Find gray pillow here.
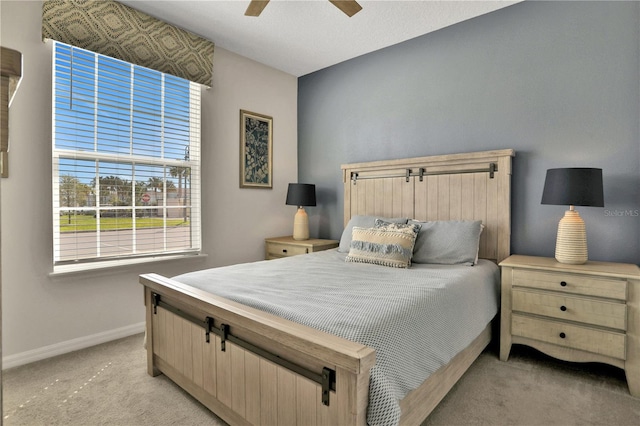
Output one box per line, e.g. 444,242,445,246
338,215,408,253
410,220,483,265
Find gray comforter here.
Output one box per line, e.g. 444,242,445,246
173,249,500,426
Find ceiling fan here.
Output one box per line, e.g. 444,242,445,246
245,1,362,18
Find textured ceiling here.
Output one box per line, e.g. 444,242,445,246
120,0,521,77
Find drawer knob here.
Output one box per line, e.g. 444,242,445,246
560,305,567,312
282,249,287,253
560,281,567,287
559,332,566,339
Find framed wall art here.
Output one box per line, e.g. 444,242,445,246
239,109,273,188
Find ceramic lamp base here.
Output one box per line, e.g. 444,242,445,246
555,209,588,264
293,207,309,240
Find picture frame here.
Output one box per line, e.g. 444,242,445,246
239,109,273,188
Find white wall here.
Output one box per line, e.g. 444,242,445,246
0,0,298,367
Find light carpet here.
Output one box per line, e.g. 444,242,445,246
3,334,639,425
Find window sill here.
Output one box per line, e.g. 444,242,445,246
50,253,208,277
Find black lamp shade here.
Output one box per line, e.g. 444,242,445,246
286,183,316,207
541,168,604,207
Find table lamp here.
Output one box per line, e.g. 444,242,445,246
541,168,604,264
286,183,316,240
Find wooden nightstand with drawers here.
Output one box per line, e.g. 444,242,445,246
499,255,640,397
264,236,339,260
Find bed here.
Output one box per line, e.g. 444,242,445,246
140,149,515,425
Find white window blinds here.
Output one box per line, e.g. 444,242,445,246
52,42,201,269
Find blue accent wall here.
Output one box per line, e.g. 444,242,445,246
298,0,640,264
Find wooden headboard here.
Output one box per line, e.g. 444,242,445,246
341,149,515,263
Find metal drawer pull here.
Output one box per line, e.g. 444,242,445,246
559,332,566,339
560,305,567,311
560,281,567,287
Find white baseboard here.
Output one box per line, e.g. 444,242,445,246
2,322,145,370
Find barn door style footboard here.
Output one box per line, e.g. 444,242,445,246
141,274,376,426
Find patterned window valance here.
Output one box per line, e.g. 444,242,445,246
42,0,214,86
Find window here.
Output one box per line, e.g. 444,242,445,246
52,42,201,270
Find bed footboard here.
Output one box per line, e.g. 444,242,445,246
141,273,376,426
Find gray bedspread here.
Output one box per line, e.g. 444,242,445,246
173,249,500,426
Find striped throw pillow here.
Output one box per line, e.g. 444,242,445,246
345,223,420,268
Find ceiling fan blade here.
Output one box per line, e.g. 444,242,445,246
329,0,362,17
245,0,270,17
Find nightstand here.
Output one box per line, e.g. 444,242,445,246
499,255,640,397
264,236,339,260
